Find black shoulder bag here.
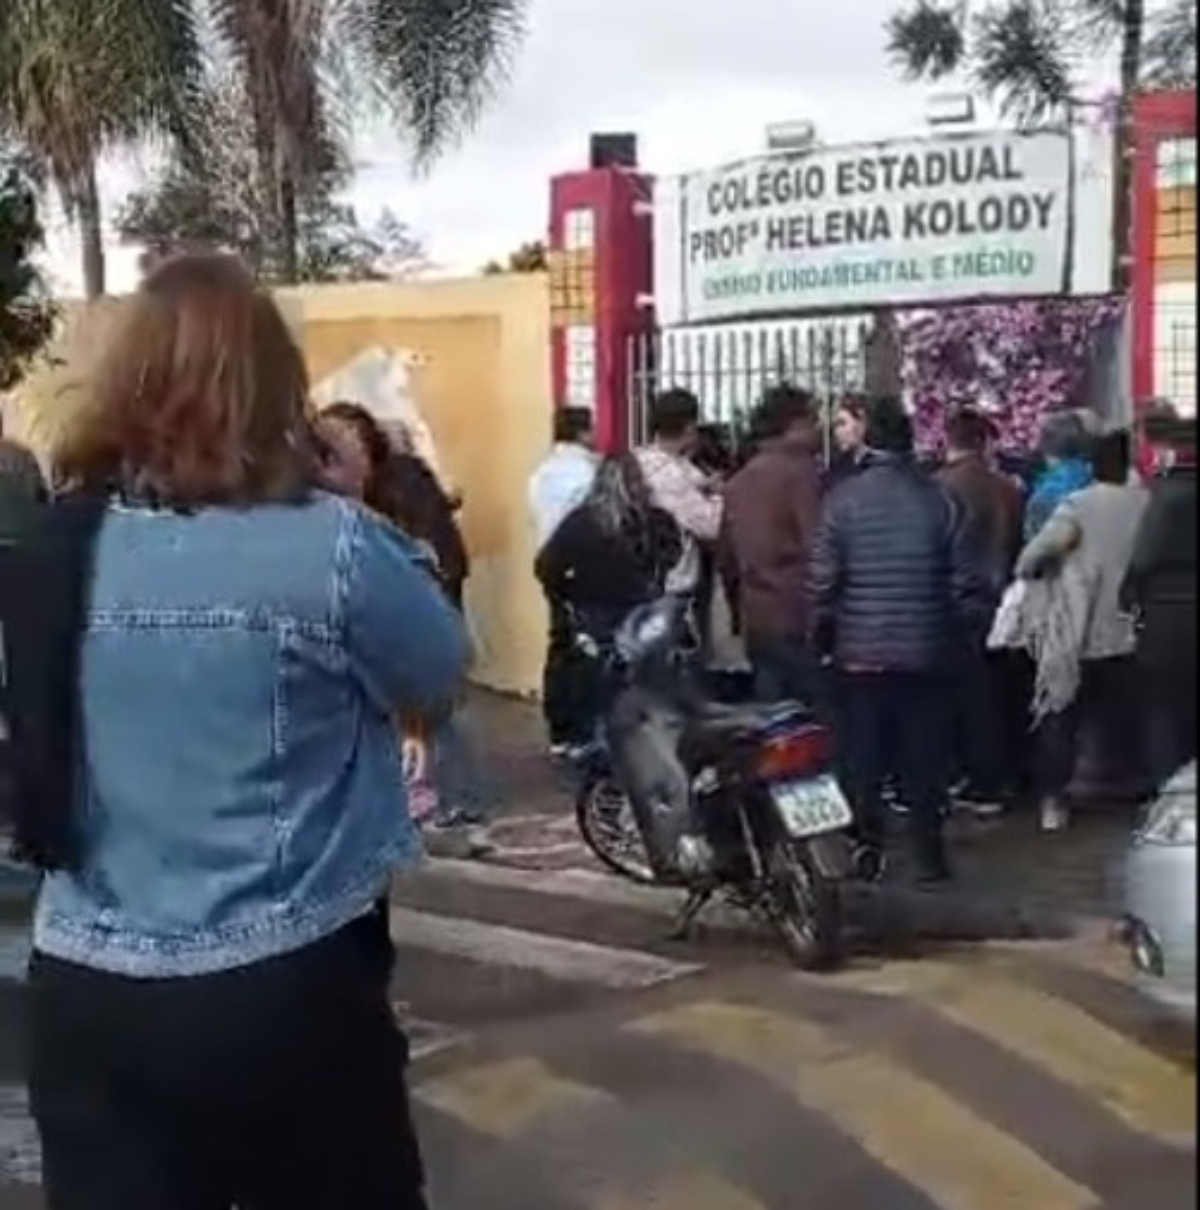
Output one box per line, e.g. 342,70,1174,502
0,494,106,871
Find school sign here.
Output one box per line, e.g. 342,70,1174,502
652,128,1115,325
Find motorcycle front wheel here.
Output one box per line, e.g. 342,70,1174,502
575,776,657,885
764,840,844,971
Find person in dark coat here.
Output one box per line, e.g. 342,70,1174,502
718,385,824,705
385,447,469,610
0,420,51,852
539,455,694,879
318,402,492,848
0,418,46,540
935,407,1024,812
1122,418,1197,786
810,398,991,883
319,402,468,608
536,453,682,640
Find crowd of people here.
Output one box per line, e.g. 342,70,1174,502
0,247,1195,1205
528,385,1198,885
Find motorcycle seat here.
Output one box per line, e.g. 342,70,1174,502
690,699,811,738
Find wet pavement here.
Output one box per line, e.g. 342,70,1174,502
0,847,1194,1206
0,692,1191,1205
447,691,1140,934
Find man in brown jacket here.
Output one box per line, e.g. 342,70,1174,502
718,385,823,705
936,407,1024,812
936,408,1023,590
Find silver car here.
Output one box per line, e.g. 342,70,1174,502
1121,762,1197,1019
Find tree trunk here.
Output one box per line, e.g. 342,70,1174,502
248,66,287,283
1112,0,1147,292
77,161,106,299
1061,105,1078,295
278,169,301,284
864,308,903,400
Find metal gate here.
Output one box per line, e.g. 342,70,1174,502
625,315,873,452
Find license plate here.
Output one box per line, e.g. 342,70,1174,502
770,776,853,838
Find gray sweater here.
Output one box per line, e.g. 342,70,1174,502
1016,481,1149,660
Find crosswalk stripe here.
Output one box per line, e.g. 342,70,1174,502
594,1170,766,1210
416,1056,612,1138
830,959,1196,1145
412,857,752,929
631,1001,1099,1210
388,905,702,989
415,857,673,912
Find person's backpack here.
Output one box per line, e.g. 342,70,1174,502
0,494,106,870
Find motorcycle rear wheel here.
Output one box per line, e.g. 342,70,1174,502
575,776,657,885
765,841,843,971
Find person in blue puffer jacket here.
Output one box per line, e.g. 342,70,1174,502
810,397,992,884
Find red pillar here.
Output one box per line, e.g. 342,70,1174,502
1129,90,1196,474
1130,92,1196,407
548,168,654,452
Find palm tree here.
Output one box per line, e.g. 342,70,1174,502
0,0,206,298
883,0,1195,286
206,0,528,283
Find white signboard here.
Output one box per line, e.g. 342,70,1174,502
654,128,1114,325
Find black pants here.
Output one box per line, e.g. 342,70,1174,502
745,633,823,712
1035,655,1143,801
542,597,592,747
950,645,1005,799
29,918,427,1210
838,671,951,871
1138,602,1198,788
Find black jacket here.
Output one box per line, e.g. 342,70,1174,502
0,440,46,543
809,451,990,672
1122,467,1196,678
821,448,865,496
535,506,681,629
1122,467,1196,611
382,453,469,609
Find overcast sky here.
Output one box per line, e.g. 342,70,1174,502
42,0,1120,295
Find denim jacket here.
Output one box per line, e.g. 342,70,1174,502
33,493,468,978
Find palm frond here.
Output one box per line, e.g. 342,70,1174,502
884,0,969,81
1142,0,1196,89
205,0,326,176
341,0,528,167
971,0,1077,126
0,0,206,196
110,0,209,159
1068,0,1127,53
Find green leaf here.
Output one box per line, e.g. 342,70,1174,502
0,158,55,390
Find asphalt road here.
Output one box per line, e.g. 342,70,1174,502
0,855,1194,1208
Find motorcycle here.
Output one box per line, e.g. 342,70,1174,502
572,597,853,970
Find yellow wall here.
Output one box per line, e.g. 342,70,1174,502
281,276,552,696
4,274,554,698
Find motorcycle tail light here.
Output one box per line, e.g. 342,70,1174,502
756,726,833,780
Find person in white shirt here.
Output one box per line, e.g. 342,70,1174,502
528,407,597,753
635,389,722,596
528,408,598,551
